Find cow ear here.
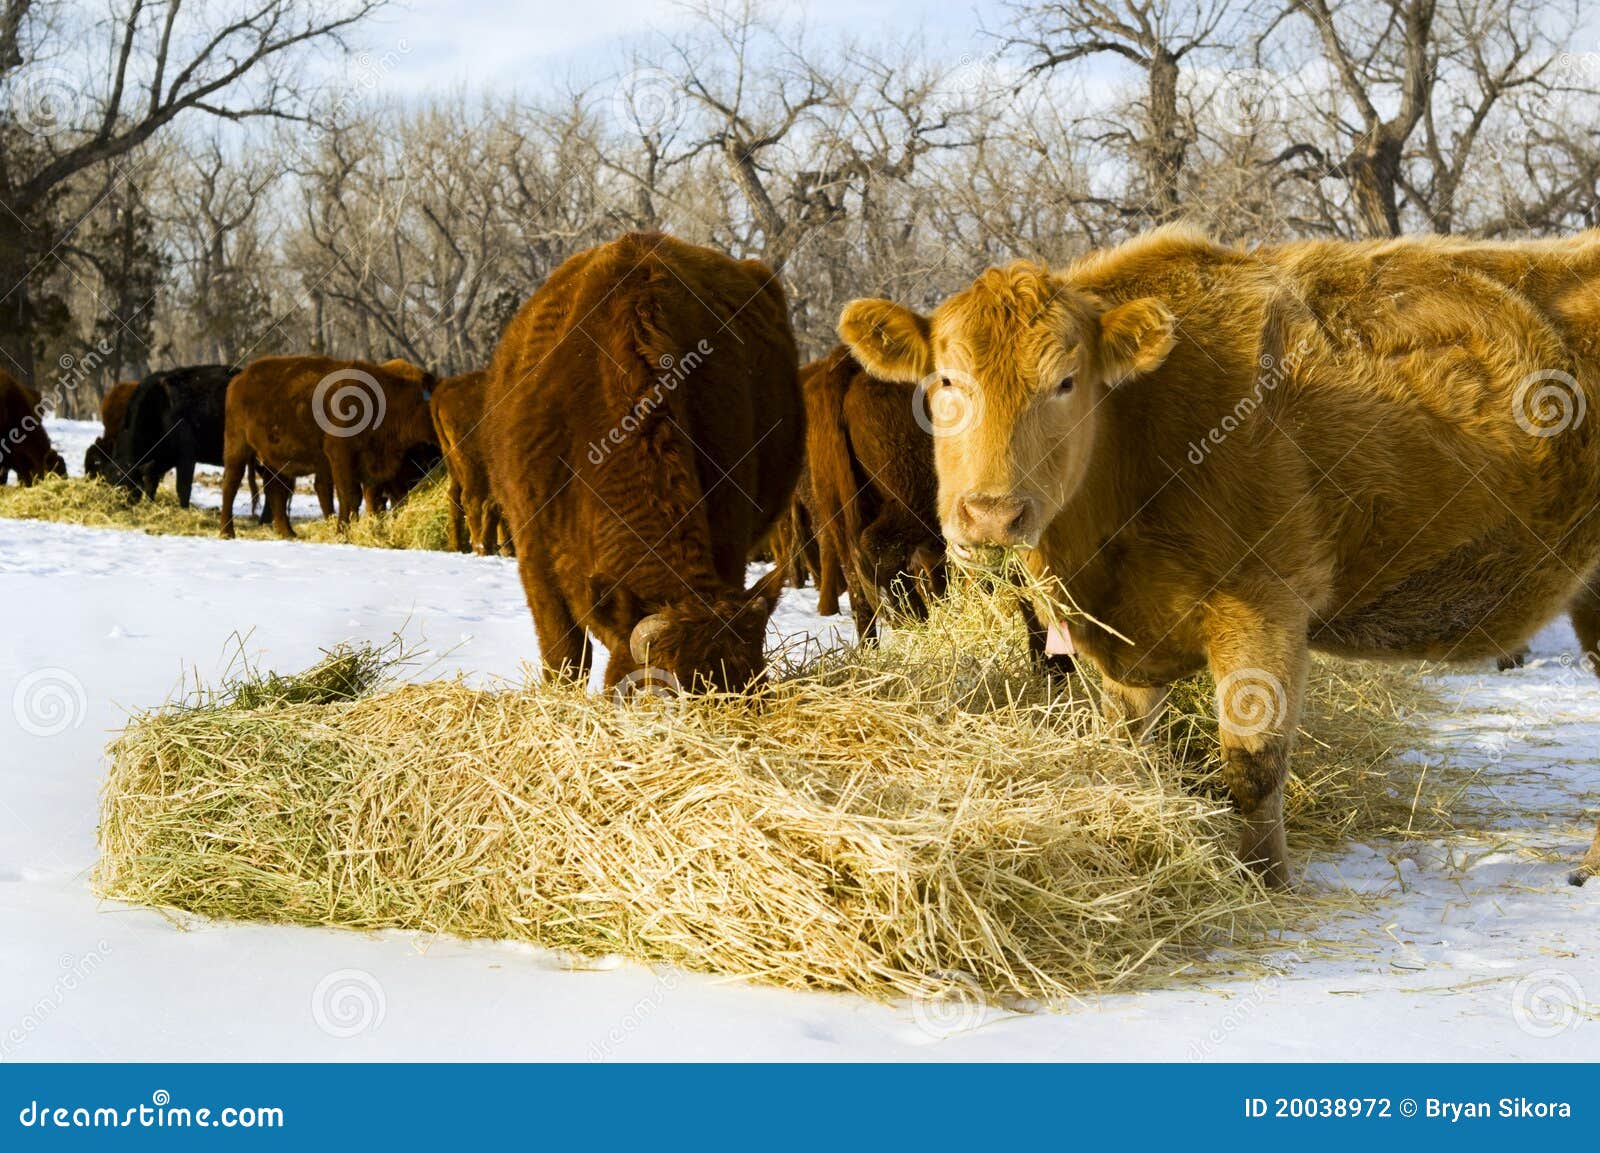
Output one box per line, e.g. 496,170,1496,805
748,562,787,615
1096,298,1177,386
837,299,934,384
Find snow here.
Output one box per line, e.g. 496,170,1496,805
2,496,1597,1061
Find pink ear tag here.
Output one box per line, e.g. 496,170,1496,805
1045,621,1075,656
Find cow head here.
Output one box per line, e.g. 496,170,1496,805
626,571,785,692
838,263,1176,552
379,358,442,447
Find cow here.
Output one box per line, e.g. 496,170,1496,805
113,365,238,507
768,461,844,612
430,369,506,554
838,225,1600,887
219,355,438,540
483,231,804,691
367,442,444,514
83,380,138,482
800,346,945,639
0,371,66,485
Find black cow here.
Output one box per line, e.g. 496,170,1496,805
114,365,238,507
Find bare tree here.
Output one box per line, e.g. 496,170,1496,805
0,0,385,383
1007,0,1238,223
1264,0,1572,236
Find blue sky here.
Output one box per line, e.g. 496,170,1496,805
353,0,1013,96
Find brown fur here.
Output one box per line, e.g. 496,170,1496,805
483,232,804,691
84,380,139,481
840,225,1600,885
219,355,438,539
768,461,846,611
430,369,505,554
0,371,66,485
801,346,944,637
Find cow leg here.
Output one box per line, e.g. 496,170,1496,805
1570,579,1600,676
1565,579,1600,884
174,455,195,509
313,470,335,519
1207,607,1310,888
466,492,489,556
480,501,499,556
518,545,590,681
447,475,467,553
218,457,247,539
266,470,296,539
326,449,361,533
1569,817,1600,885
1100,675,1170,743
815,526,844,617
487,506,511,557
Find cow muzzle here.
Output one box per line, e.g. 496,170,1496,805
951,492,1040,548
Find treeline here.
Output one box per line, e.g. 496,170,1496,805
6,0,1599,415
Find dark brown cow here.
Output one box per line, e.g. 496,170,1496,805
801,346,945,639
483,232,804,691
219,356,438,539
83,380,138,481
430,369,506,554
769,461,844,613
0,371,66,486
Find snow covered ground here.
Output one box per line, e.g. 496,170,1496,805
2,468,1597,1060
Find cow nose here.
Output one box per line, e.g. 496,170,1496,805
956,493,1036,544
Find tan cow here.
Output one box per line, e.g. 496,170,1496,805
839,225,1600,887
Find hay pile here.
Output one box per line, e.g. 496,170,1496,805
97,586,1456,1004
0,473,456,551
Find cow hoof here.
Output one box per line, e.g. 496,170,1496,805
1568,869,1590,888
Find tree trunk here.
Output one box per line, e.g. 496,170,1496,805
0,211,37,385
1347,133,1404,238
1143,52,1187,223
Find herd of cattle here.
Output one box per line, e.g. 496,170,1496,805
5,225,1600,886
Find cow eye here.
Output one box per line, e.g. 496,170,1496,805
1056,374,1075,395
939,376,952,389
